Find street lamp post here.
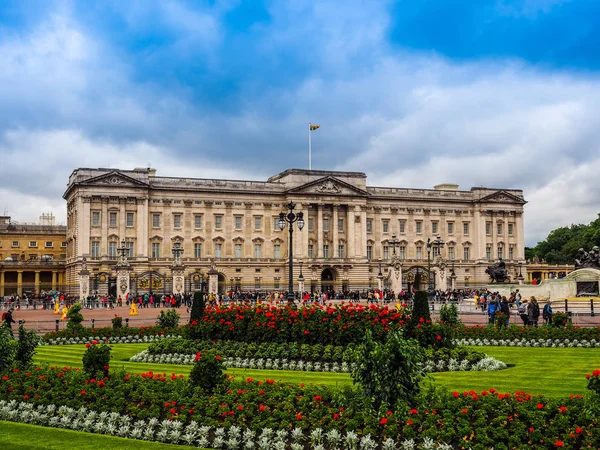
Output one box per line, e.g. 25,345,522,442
450,262,457,292
298,260,305,298
426,236,445,292
517,261,524,285
388,234,401,256
377,257,383,291
278,202,305,304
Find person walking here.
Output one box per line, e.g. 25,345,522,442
518,300,529,326
542,300,553,325
499,296,510,327
2,307,16,338
529,297,541,327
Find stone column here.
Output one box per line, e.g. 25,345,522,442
360,206,367,258
317,204,323,258
388,260,403,294
101,197,109,256
208,272,218,294
347,206,355,258
17,271,23,296
34,270,40,294
79,267,90,300
116,268,131,300
80,196,92,256
0,271,4,297
332,204,339,259
51,271,57,291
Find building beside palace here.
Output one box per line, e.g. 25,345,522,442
0,214,67,296
62,167,527,296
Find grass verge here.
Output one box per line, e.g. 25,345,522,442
0,421,194,449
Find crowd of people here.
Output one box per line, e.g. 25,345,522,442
476,289,553,326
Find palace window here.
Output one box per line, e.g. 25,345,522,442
274,278,280,289
194,215,203,229
173,214,182,228
383,246,389,260
308,244,314,258
126,241,134,257
382,219,389,233
433,246,440,257
509,245,514,260
448,246,455,260
486,246,492,261
416,246,423,260
235,216,243,230
323,244,329,258
235,244,243,258
338,218,344,232
91,241,100,258
61,242,67,248
92,211,101,227
274,244,281,259
498,246,503,260
447,222,454,234
399,246,406,260
338,244,345,258
308,217,314,232
214,243,222,258
152,243,160,258
273,217,280,231
463,247,470,260
416,221,422,234
399,220,406,233
323,218,330,232
108,242,117,258
152,214,160,228
497,223,503,235
215,215,223,230
432,221,438,235
109,212,117,228
254,216,262,231
486,222,492,235
255,278,261,289
463,222,469,235
254,243,262,258
508,223,514,236
366,245,373,260
366,219,373,233
12,241,19,248
126,212,135,227
194,243,202,258
45,242,53,248
29,241,37,248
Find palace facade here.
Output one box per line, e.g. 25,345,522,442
0,215,67,296
63,167,527,296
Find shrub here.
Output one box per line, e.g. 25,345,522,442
587,369,600,395
551,311,570,327
189,349,227,394
82,341,111,379
0,327,17,373
157,309,180,329
346,330,424,410
66,302,85,334
410,290,430,326
15,323,40,369
111,315,123,330
439,303,460,326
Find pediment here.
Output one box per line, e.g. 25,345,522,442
478,190,526,205
80,171,150,189
286,176,370,197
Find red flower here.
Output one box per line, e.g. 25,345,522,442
333,413,339,419
303,330,310,335
216,355,222,360
237,405,243,410
408,409,418,415
1,376,7,381
529,427,534,432
313,395,322,402
85,343,90,348
380,417,387,425
436,335,442,341
80,390,86,395
537,403,544,409
406,420,413,425
387,410,393,416
461,409,468,414
555,441,564,447
296,413,303,420
559,406,568,413
195,352,201,361
576,427,582,434
452,391,459,398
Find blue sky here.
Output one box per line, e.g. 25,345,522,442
1,0,600,245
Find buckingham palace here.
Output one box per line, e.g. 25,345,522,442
62,167,526,297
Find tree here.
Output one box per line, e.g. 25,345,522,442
410,290,430,326
190,290,206,324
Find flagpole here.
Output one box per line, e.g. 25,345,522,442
308,122,312,170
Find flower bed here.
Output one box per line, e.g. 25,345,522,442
129,350,506,373
43,325,182,343
455,324,600,341
1,365,598,448
45,334,176,346
456,337,600,348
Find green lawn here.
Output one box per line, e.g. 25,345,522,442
0,421,192,449
33,344,600,397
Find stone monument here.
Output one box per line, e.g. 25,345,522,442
78,257,90,300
